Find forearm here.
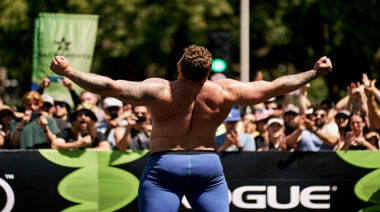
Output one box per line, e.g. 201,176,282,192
69,89,81,108
272,70,317,97
297,92,309,115
285,128,303,147
314,130,338,146
373,87,380,103
92,141,111,150
336,96,349,110
63,67,115,97
367,97,380,130
9,124,24,147
361,140,378,150
51,139,82,150
116,127,132,151
44,128,56,145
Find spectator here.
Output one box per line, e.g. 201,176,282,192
241,113,259,138
0,105,22,148
253,106,270,151
53,99,72,131
41,94,55,118
334,110,351,150
365,131,380,150
116,105,151,151
80,91,105,126
341,114,377,150
286,106,339,151
215,108,255,152
51,103,111,150
265,97,283,118
267,118,287,151
283,105,300,136
10,91,58,149
101,97,130,150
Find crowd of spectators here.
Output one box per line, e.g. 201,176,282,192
0,73,379,152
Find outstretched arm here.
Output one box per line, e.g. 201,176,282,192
219,56,332,106
50,56,167,105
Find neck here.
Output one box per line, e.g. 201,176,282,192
178,73,206,85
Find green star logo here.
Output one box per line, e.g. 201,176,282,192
55,37,71,51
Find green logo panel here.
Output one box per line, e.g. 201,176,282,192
39,149,148,211
337,151,380,212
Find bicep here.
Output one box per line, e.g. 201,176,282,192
113,78,168,105
221,80,277,105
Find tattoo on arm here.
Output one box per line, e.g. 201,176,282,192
280,70,317,87
69,70,114,95
118,80,166,103
120,88,158,102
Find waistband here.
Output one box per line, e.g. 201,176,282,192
150,150,217,157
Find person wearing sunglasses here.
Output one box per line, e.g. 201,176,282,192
286,105,339,151
52,99,72,132
51,103,111,150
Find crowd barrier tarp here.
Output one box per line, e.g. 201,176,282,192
0,150,378,212
32,13,98,106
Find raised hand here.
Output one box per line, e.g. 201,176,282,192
39,75,51,89
313,56,332,76
50,56,71,76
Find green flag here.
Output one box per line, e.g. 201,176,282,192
32,13,98,106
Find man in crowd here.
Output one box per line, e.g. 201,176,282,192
216,108,255,152
286,105,339,151
51,104,111,150
50,44,332,211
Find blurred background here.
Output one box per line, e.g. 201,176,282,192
0,0,379,105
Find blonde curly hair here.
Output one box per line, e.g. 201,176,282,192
179,44,212,82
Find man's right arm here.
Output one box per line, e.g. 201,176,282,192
50,56,168,105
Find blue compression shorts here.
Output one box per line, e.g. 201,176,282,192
138,150,229,212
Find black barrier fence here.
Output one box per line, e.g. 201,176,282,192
0,150,378,211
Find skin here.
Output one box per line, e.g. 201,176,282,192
50,54,332,154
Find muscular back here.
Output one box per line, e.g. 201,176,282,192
148,79,235,153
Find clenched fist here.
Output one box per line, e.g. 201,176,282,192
50,56,71,76
313,56,332,76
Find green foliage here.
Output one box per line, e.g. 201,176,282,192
0,0,379,105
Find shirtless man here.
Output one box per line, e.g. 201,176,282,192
50,44,332,212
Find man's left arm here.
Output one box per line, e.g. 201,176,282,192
220,56,332,106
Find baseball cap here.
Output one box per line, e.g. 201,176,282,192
267,118,284,127
225,108,241,122
103,97,123,109
284,105,299,114
336,109,350,117
41,94,54,106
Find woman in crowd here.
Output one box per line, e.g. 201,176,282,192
341,114,378,150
